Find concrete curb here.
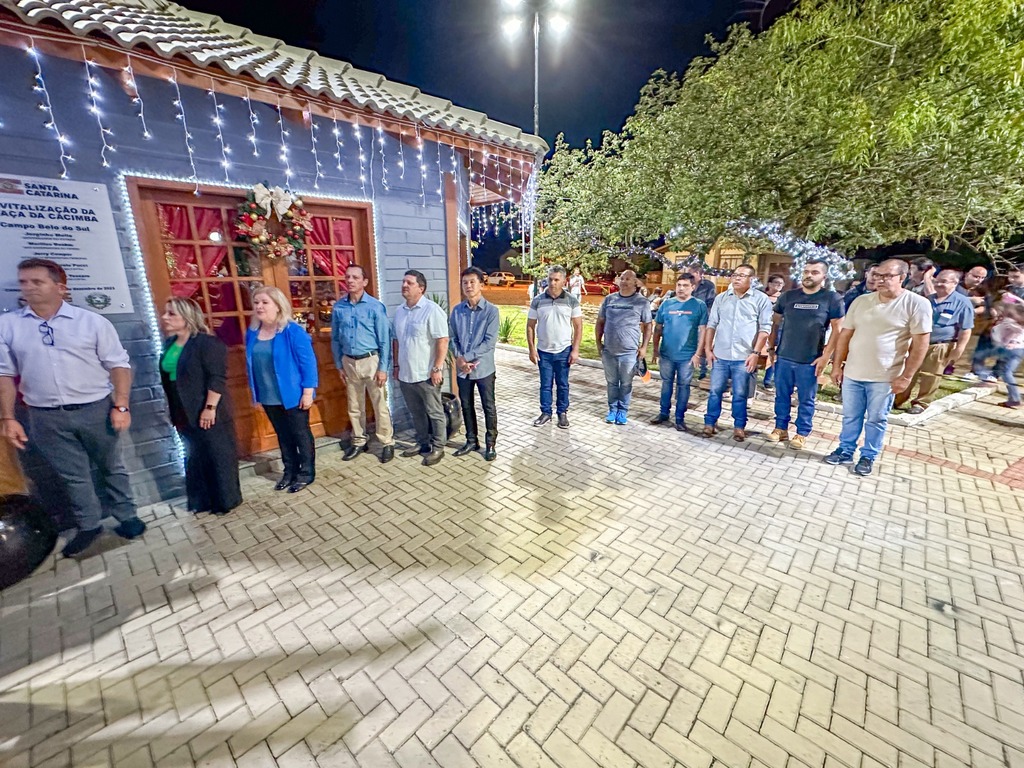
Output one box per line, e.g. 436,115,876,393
495,343,993,427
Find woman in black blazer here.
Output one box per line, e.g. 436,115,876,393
160,298,242,515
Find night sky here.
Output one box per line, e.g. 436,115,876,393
183,0,790,148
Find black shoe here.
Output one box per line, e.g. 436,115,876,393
422,448,444,466
211,509,231,516
380,445,394,463
454,441,479,457
823,450,854,466
342,445,367,461
288,480,311,493
675,421,688,432
852,457,874,476
557,413,569,429
114,517,147,540
274,476,295,491
484,443,497,461
61,527,103,557
650,414,670,425
401,445,428,458
534,413,552,426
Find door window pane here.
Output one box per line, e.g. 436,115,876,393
312,250,332,277
201,246,229,276
212,316,243,347
234,247,258,277
332,218,354,246
209,283,238,313
169,282,207,312
194,207,226,243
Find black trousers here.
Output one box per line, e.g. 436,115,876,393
399,380,446,451
457,373,497,444
179,424,243,514
262,405,316,482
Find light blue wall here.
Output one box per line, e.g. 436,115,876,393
0,43,471,504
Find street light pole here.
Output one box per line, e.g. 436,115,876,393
533,9,540,137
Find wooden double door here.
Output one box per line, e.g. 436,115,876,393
130,179,377,455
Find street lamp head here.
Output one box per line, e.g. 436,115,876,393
502,0,524,8
548,12,570,36
552,0,572,7
502,16,525,40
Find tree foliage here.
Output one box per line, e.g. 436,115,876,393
532,0,1024,266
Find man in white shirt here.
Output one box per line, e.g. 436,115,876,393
527,265,583,428
0,258,145,557
392,270,450,465
826,259,932,476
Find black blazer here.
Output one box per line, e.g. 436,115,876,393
160,334,232,430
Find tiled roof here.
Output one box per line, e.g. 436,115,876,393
2,0,548,156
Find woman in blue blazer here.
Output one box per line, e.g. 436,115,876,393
245,286,319,492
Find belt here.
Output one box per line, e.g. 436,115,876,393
344,351,378,360
30,397,109,411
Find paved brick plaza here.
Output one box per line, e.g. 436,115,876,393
2,348,1024,767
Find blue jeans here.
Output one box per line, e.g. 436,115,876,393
538,347,571,415
763,363,776,387
658,358,694,422
705,359,751,428
978,347,1024,402
971,332,993,372
838,378,894,460
773,358,818,435
601,349,638,413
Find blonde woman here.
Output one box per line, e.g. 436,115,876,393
245,286,318,492
160,297,242,515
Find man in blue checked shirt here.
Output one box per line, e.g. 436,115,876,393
449,267,500,461
330,264,395,463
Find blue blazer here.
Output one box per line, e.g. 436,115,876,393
245,322,319,410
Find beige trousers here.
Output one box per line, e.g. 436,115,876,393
342,355,394,447
896,341,954,407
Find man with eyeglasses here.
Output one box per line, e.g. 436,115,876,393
825,259,932,476
0,258,145,557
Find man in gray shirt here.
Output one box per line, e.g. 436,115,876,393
595,270,653,425
0,258,146,557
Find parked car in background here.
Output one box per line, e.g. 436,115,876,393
584,277,619,296
487,271,517,287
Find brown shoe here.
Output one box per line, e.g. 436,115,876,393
702,425,717,438
765,428,789,443
733,428,746,442
790,434,806,450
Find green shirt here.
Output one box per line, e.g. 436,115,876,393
161,342,184,382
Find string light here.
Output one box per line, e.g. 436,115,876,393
367,122,377,201
29,42,74,178
207,80,231,180
330,109,345,175
82,51,115,168
123,56,151,140
275,98,293,183
307,105,323,190
435,131,444,203
449,142,459,200
376,122,389,192
169,69,198,193
730,220,855,281
415,124,426,206
397,128,406,180
354,121,367,198
243,86,260,157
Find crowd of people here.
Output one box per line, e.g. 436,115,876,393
1,255,1021,559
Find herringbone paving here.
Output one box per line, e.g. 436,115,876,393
2,348,1024,767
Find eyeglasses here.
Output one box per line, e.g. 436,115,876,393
39,321,54,346
873,273,904,280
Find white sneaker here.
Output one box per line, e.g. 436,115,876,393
963,372,979,381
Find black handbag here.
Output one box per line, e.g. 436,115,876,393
442,392,463,438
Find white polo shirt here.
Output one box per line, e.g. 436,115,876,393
527,289,582,353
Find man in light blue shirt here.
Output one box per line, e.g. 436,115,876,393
651,273,708,430
449,266,500,461
392,270,450,465
331,264,394,463
702,264,773,441
0,258,145,557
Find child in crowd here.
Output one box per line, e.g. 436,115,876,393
977,297,1024,407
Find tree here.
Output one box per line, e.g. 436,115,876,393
533,0,1024,268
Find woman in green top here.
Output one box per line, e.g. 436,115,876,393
160,298,242,515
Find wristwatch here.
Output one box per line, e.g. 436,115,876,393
431,367,443,373
113,405,130,413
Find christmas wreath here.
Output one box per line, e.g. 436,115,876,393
235,183,312,261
